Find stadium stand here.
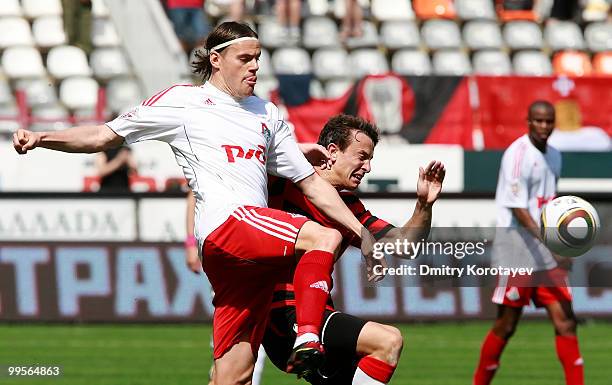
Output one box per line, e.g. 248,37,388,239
0,0,610,142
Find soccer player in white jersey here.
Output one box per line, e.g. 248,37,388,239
13,21,382,385
473,101,584,385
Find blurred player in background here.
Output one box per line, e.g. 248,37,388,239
262,114,445,385
13,21,380,385
473,101,583,385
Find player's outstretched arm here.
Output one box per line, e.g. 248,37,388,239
13,125,123,155
296,172,365,237
379,161,446,259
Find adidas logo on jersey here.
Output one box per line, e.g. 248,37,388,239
204,98,215,106
309,280,329,294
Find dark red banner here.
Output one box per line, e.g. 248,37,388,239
273,75,612,150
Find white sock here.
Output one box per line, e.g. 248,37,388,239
352,367,386,385
252,345,266,385
293,332,319,348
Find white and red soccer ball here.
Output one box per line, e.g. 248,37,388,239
541,195,600,258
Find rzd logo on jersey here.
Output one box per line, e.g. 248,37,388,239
222,145,266,165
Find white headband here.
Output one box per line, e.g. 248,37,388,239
208,37,258,54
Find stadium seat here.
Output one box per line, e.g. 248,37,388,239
463,21,503,50
47,46,92,79
32,16,67,48
0,79,15,106
258,17,287,49
253,76,278,100
503,21,543,51
91,48,131,80
1,47,46,79
413,0,456,20
496,0,537,22
380,21,421,50
271,48,312,75
592,52,612,76
0,103,21,133
433,50,472,75
585,22,612,52
92,17,121,47
422,20,462,50
30,104,70,132
345,20,379,49
307,0,330,16
106,77,144,114
473,50,512,75
129,175,157,193
513,50,552,76
552,51,592,77
582,0,610,22
0,17,34,48
544,21,585,51
59,76,99,110
309,78,325,99
302,17,339,49
371,0,415,21
455,0,496,20
257,48,273,77
348,49,389,78
312,48,350,80
0,0,22,17
92,0,110,17
22,0,62,18
15,78,58,107
325,79,353,98
391,49,432,75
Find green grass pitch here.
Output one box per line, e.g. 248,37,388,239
0,321,610,384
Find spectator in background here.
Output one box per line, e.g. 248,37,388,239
276,0,301,44
340,0,363,40
62,0,93,55
96,146,137,192
166,0,211,55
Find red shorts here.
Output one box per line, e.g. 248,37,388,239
492,268,572,308
202,206,309,360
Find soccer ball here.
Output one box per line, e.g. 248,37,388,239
541,195,600,258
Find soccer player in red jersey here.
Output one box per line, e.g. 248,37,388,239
261,114,446,385
473,101,582,385
13,22,380,385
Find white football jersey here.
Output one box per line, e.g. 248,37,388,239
493,134,562,271
106,82,314,243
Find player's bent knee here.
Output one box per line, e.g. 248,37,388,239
298,222,343,254
384,326,404,362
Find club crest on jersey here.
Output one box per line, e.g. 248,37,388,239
261,123,271,144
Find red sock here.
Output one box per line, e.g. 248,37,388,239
293,250,334,336
355,356,396,384
473,331,507,385
556,335,584,385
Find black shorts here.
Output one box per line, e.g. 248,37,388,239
263,306,368,385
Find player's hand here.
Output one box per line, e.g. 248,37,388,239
416,160,445,206
185,245,202,274
360,228,387,282
298,143,332,170
13,129,41,154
